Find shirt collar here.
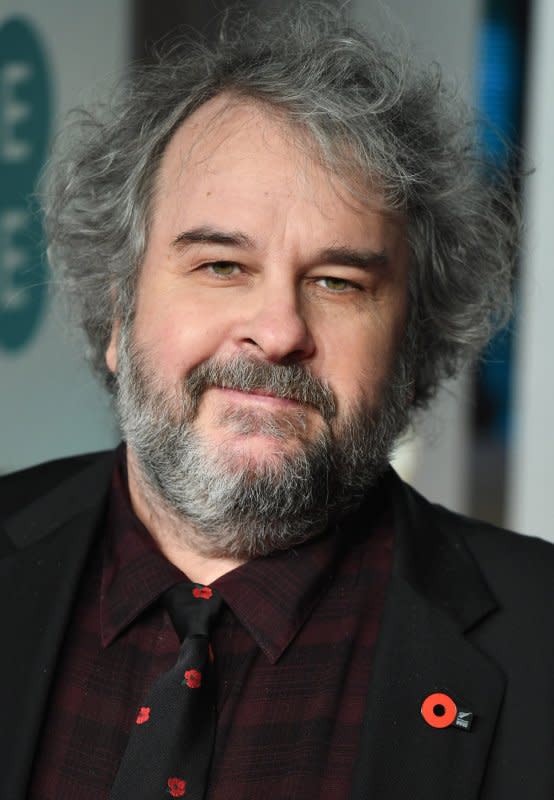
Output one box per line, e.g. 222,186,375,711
100,447,184,647
214,487,389,664
101,446,390,660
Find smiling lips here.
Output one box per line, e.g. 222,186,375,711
215,386,302,408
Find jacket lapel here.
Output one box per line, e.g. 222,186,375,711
350,473,505,800
0,452,115,800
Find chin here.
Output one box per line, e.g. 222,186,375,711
216,434,306,471
199,405,319,450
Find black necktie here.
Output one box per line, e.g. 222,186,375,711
109,582,223,800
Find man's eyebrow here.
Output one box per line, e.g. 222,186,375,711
315,246,389,270
172,228,389,269
172,227,256,250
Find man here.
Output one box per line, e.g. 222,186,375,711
1,6,553,800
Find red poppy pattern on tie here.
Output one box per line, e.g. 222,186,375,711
167,776,187,796
183,669,202,689
192,586,213,600
109,583,221,800
135,706,150,725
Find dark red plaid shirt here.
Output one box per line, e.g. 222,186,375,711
28,452,393,800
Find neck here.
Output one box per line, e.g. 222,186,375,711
125,448,245,584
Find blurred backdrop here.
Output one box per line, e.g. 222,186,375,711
1,0,552,543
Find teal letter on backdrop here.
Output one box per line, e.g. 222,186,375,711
0,17,51,352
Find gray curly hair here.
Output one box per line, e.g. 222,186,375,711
43,3,519,408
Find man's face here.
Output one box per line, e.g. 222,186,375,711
107,95,411,557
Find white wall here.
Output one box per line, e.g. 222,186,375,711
508,0,554,543
0,1,129,473
352,0,481,513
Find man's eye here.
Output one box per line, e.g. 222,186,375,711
205,262,240,277
316,276,353,292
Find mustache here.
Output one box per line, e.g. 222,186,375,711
184,356,337,422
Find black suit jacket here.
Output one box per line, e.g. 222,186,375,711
1,450,553,799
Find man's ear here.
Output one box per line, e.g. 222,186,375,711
106,318,121,374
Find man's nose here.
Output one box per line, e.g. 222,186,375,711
233,287,316,363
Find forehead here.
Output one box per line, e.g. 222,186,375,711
150,93,403,253
157,94,376,209
167,94,302,165
161,94,319,180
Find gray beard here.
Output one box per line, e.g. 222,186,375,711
114,325,413,559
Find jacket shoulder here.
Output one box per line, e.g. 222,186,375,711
407,482,554,596
0,451,115,523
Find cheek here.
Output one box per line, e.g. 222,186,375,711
132,302,223,380
323,310,406,411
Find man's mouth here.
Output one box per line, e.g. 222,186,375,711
184,357,337,422
213,386,304,408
